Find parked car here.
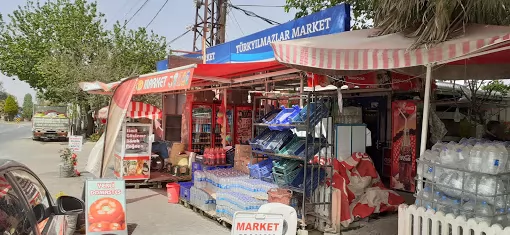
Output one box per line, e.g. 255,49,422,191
0,159,84,235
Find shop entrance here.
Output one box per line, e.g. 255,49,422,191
344,95,389,178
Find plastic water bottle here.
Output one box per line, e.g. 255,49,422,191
436,196,451,213
451,199,461,216
468,143,485,172
421,187,433,210
433,191,443,211
474,201,494,225
484,145,502,174
493,208,508,226
462,200,476,219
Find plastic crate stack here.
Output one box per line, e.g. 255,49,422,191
248,158,273,181
272,159,302,187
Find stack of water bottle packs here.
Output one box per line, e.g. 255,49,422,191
415,138,510,226
193,168,277,220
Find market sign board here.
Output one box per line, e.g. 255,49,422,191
68,135,83,152
231,212,284,235
134,68,194,94
85,179,127,235
182,3,350,63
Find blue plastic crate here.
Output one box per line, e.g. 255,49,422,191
292,102,330,130
262,130,295,153
266,105,301,131
257,108,281,123
248,158,273,179
291,168,326,196
179,182,194,202
249,128,273,150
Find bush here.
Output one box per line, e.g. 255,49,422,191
88,133,101,142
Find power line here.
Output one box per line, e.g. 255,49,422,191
228,3,280,25
123,0,150,28
168,30,191,46
146,0,169,28
235,4,284,8
228,7,245,35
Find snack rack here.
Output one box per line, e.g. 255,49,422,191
114,122,153,180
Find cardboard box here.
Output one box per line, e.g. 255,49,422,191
170,143,187,166
235,145,252,159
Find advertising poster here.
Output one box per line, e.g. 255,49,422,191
85,179,127,235
390,101,417,192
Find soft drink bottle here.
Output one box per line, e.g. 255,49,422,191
214,148,220,165
205,148,211,165
399,128,413,191
221,148,226,165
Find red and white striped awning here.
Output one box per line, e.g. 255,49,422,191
97,102,162,120
271,24,510,80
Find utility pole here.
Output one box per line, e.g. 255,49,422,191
192,0,228,53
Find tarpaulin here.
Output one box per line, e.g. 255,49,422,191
329,152,405,227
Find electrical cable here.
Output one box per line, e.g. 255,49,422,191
123,0,150,28
235,4,284,8
146,0,169,28
228,3,280,25
228,6,245,35
168,30,191,46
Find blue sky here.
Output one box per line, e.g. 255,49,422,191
0,0,296,102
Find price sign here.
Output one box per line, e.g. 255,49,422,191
231,212,284,235
68,135,83,152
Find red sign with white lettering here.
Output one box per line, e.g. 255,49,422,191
345,72,378,89
134,68,194,94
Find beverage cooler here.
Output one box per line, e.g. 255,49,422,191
114,122,153,180
390,100,418,192
189,103,252,153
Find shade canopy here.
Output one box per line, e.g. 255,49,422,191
79,60,293,95
271,24,510,80
96,102,162,120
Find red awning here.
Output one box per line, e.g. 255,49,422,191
271,24,510,80
97,102,162,120
79,60,293,94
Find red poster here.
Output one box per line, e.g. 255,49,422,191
391,73,420,91
134,68,194,94
345,72,378,89
390,101,417,192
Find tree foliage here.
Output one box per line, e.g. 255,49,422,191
3,95,18,117
461,80,510,125
285,0,510,47
22,93,33,119
0,0,168,133
0,81,8,100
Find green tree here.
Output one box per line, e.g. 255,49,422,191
3,95,18,119
285,0,510,47
0,0,168,135
22,93,33,119
0,81,8,100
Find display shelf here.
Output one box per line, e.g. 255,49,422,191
250,94,334,230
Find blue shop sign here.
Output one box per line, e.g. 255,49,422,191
181,3,350,64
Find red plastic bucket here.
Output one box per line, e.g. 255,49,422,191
166,183,180,204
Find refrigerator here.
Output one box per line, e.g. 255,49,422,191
189,104,213,153
213,104,234,148
390,100,418,193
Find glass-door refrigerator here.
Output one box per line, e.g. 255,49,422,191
213,104,233,147
189,104,213,153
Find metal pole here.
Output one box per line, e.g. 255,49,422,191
418,64,433,191
202,0,209,64
299,76,304,107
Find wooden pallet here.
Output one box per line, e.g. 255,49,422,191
187,202,217,220
179,198,190,208
125,180,162,189
217,216,232,228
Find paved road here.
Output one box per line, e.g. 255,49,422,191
0,121,32,144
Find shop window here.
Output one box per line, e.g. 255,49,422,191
165,115,182,141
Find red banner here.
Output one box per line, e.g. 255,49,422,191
345,72,378,89
101,78,138,177
134,68,194,94
390,100,417,193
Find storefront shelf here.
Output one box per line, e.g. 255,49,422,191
252,150,303,161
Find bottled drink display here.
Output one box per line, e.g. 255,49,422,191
202,148,227,166
399,129,413,191
192,168,278,220
415,138,510,226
